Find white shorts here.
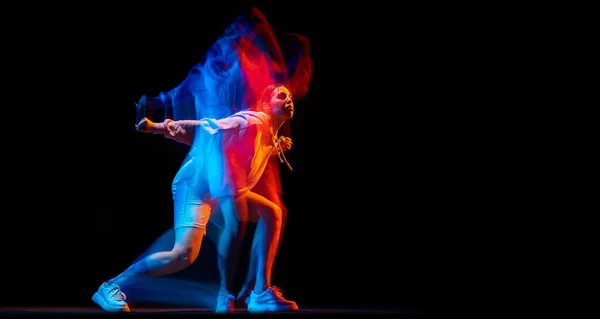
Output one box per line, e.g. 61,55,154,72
172,181,212,234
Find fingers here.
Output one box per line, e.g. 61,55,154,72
137,117,150,126
283,140,292,150
134,117,157,133
135,121,153,133
279,136,292,143
277,136,293,150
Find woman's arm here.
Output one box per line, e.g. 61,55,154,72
135,115,251,146
136,117,204,146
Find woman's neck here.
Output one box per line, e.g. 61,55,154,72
269,116,286,137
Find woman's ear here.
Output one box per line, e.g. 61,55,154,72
262,102,269,111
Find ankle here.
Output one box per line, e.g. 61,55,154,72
254,285,269,295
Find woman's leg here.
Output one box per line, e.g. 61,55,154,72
93,182,210,312
238,192,286,301
215,195,249,312
244,192,282,293
93,226,206,313
243,191,297,312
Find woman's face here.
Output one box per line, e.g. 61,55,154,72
267,86,294,119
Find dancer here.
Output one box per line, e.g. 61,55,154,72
93,84,300,313
91,8,312,313
134,7,312,313
135,84,298,313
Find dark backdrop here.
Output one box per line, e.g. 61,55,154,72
0,2,464,313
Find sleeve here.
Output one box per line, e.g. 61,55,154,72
198,115,250,135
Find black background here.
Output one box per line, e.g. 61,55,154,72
0,1,470,313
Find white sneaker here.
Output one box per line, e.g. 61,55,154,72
247,286,298,313
215,292,236,313
91,282,130,313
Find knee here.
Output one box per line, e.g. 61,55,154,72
262,205,283,226
171,246,199,267
280,205,287,222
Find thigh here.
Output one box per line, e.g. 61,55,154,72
173,183,212,234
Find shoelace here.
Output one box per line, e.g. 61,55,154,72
109,286,126,301
268,286,285,300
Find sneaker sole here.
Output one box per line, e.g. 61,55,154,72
92,292,130,313
248,304,299,313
